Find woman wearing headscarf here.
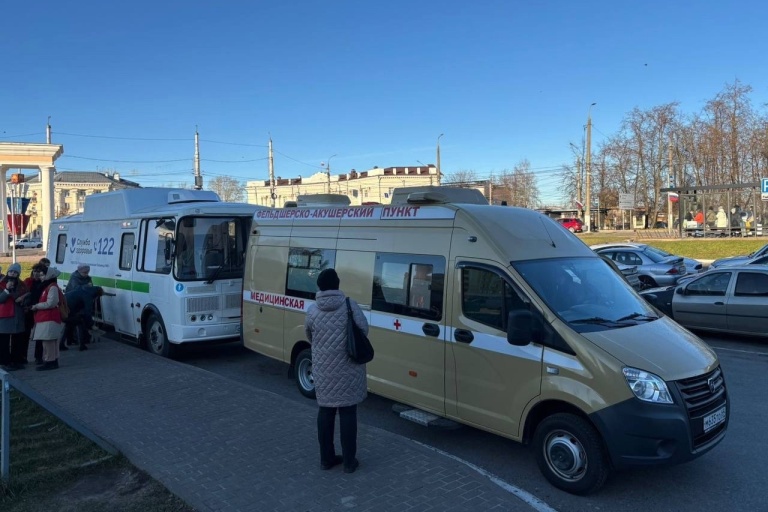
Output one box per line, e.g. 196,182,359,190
304,268,368,474
0,263,29,370
66,264,92,292
31,267,64,371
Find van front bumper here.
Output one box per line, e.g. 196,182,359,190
589,374,728,469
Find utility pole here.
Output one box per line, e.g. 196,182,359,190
585,103,596,232
46,116,51,144
324,154,337,194
268,137,275,207
436,133,444,185
193,129,203,190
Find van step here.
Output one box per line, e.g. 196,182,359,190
392,404,461,430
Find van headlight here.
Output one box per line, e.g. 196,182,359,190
622,367,673,404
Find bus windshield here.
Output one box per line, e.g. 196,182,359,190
174,215,250,281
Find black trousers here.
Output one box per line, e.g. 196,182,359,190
9,332,29,365
317,405,357,467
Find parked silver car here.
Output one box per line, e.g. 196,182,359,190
592,245,687,288
590,243,703,274
710,243,768,268
640,265,768,337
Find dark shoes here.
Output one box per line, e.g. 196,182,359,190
343,459,359,474
320,455,343,470
36,360,59,371
79,344,88,351
35,359,44,366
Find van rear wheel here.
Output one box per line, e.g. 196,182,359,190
533,413,609,495
295,348,316,399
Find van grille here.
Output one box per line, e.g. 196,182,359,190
187,296,220,313
225,293,241,309
675,367,728,449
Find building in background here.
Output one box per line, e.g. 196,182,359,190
246,165,439,206
12,171,141,237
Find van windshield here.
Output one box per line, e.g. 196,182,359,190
513,257,659,333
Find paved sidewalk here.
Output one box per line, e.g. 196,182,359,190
11,339,542,512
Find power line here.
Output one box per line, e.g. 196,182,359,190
55,131,191,142
0,132,45,140
200,139,268,148
62,155,191,163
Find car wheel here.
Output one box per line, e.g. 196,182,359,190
569,227,576,233
638,275,656,289
533,413,610,495
295,348,316,399
145,313,175,358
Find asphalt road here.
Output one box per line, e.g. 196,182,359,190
128,332,766,512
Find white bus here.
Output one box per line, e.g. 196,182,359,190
48,188,261,357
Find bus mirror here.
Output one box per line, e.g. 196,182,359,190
164,238,172,263
506,310,540,346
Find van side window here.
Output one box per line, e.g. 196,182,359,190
55,234,67,264
461,267,526,330
119,233,135,270
286,248,336,300
372,253,445,321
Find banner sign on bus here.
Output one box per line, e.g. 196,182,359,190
254,205,456,221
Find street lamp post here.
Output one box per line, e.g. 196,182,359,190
323,154,337,194
585,102,596,232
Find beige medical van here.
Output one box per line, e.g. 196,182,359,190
242,188,728,495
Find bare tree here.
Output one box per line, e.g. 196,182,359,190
444,169,479,184
494,160,540,208
208,176,245,202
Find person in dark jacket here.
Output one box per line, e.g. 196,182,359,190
304,268,368,474
66,264,93,292
0,263,29,370
63,286,104,351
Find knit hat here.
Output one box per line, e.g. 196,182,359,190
7,263,21,274
316,269,340,291
77,264,91,273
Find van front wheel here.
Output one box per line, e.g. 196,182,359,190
533,413,609,495
295,348,316,399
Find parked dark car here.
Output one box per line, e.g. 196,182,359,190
710,243,768,268
640,266,768,337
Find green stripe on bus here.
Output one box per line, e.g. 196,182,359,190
59,272,150,293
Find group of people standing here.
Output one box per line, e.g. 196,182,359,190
0,261,103,372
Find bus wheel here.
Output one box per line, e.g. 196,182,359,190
146,313,173,358
532,413,609,495
295,348,316,399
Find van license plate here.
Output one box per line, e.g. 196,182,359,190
703,406,726,433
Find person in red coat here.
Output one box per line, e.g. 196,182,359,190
31,267,64,371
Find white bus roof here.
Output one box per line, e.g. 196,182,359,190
73,188,259,221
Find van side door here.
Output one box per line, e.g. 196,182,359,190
447,261,543,437
367,253,447,416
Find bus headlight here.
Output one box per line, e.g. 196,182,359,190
623,367,673,404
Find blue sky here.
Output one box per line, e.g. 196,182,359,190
2,0,766,204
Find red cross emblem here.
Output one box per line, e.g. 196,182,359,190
393,319,401,330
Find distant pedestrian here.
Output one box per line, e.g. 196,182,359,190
66,264,92,292
0,263,29,371
31,267,64,371
716,206,728,229
304,268,368,474
706,207,717,229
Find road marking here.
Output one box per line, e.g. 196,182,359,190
710,345,768,356
412,440,559,512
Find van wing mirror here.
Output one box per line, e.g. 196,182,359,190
506,310,542,346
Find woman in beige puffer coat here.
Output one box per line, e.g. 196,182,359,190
304,268,368,474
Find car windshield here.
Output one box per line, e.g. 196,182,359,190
173,215,250,281
513,257,658,333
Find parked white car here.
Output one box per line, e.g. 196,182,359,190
10,237,43,249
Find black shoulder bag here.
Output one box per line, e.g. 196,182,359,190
346,298,374,364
